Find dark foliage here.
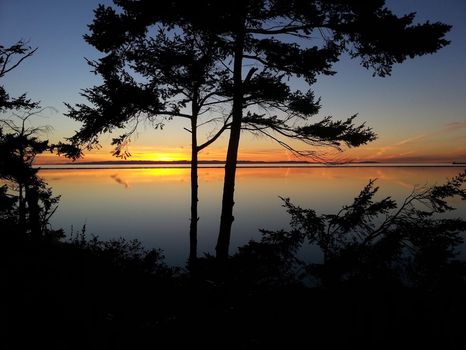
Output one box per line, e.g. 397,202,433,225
82,0,385,158
0,41,39,112
4,227,180,349
68,226,175,277
0,114,62,239
64,25,229,157
255,171,466,288
0,41,62,240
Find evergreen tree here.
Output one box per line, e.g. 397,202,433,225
65,22,231,261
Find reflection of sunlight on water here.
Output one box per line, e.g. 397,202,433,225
284,167,290,178
135,168,188,178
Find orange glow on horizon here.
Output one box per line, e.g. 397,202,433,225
35,147,465,165
34,121,466,166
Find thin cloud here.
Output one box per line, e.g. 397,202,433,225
428,120,466,138
444,120,466,130
394,134,426,146
368,119,466,161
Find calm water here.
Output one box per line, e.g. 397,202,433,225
40,166,466,265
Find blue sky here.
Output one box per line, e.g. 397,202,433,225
1,0,465,163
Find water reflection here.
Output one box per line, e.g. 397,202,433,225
110,174,129,188
40,167,466,265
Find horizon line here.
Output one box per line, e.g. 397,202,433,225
34,159,466,166
34,160,466,170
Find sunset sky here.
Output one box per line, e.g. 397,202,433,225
1,0,465,164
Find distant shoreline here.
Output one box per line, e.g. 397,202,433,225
34,160,466,170
40,160,327,166
35,159,466,166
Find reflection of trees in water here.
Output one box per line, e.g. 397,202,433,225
110,174,129,188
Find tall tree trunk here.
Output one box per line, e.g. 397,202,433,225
189,90,200,263
189,113,199,262
216,29,245,260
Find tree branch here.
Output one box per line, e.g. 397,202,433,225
0,47,37,78
197,115,232,152
246,24,312,35
243,67,258,85
243,54,269,67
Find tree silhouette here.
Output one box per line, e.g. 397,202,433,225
0,110,62,238
256,171,466,288
65,18,233,262
0,42,61,239
157,0,451,259
0,41,38,112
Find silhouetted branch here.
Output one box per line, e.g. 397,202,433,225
0,42,37,78
198,119,232,152
246,24,312,35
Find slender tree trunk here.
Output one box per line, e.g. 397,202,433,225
216,28,245,260
18,183,26,233
18,143,26,234
189,91,199,263
26,185,41,238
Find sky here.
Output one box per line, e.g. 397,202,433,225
1,0,465,164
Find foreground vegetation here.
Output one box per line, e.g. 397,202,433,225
3,171,466,349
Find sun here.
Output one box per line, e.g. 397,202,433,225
155,154,175,162
148,153,187,162
128,148,190,162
